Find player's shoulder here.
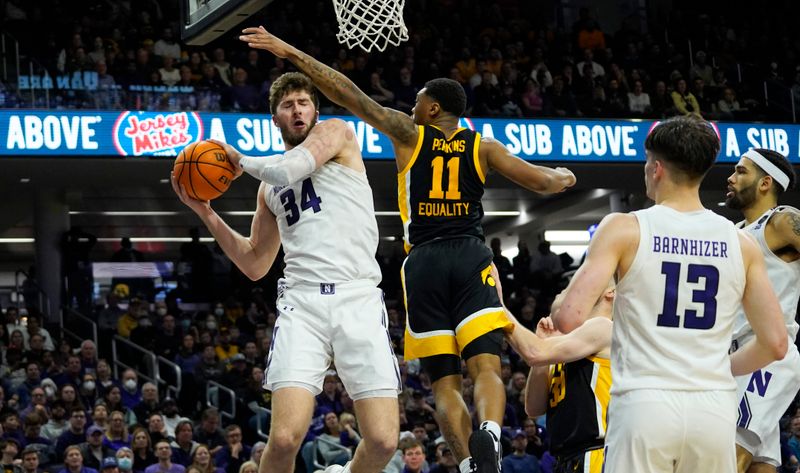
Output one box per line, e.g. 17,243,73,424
479,136,504,149
598,212,639,233
317,117,349,131
769,206,800,232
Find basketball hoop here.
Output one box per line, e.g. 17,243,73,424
332,0,408,52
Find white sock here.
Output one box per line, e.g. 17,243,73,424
341,461,351,473
480,420,501,441
459,457,472,473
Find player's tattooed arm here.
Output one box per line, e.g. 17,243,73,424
291,50,418,145
239,26,417,146
773,208,800,252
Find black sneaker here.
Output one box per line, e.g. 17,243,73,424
468,429,501,473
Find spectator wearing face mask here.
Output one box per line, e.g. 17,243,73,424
119,370,142,410
114,447,134,473
130,311,156,357
79,373,99,409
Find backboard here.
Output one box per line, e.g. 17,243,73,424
180,0,274,46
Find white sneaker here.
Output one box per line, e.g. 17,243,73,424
323,461,350,473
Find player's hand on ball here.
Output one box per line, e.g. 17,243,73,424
208,139,244,180
240,26,294,58
171,172,211,212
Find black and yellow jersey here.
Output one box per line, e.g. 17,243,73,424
398,125,486,252
546,356,612,457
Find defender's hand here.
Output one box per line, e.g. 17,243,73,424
535,317,561,339
240,26,295,58
555,167,576,191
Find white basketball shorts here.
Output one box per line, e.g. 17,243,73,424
603,389,737,473
735,342,800,466
263,279,402,399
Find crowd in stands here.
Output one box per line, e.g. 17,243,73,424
4,225,800,472
2,0,800,471
2,0,800,122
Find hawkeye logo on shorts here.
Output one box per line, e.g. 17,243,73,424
112,111,203,156
480,265,496,287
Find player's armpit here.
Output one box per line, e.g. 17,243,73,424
552,213,634,333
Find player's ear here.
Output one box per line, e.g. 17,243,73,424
429,101,441,119
758,175,774,193
653,159,666,179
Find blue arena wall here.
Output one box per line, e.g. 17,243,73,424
1,110,799,163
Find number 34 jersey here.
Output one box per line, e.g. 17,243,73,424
264,160,381,286
613,205,745,394
399,125,486,252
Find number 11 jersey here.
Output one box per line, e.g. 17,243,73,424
613,205,745,394
399,126,485,252
264,160,381,286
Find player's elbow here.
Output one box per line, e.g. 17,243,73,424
552,313,576,333
770,335,788,361
241,264,268,282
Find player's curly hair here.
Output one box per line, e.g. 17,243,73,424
749,148,796,196
423,78,467,117
269,72,320,115
644,116,720,181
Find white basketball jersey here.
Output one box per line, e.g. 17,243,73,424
732,206,800,345
613,205,745,394
264,161,381,285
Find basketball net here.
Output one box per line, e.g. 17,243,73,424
332,0,408,52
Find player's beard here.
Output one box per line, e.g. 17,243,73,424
725,182,757,210
282,117,318,147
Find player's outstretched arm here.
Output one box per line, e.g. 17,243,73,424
482,138,576,194
522,315,610,416
239,26,418,147
214,119,359,186
172,179,281,281
730,232,788,376
510,315,612,366
551,213,634,332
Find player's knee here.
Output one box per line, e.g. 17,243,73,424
362,430,397,460
267,426,305,454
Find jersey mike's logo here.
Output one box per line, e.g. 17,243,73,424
112,111,204,156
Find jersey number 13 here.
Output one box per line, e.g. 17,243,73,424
657,261,719,329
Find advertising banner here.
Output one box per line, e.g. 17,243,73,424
1,110,798,163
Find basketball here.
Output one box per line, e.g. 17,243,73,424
173,140,236,201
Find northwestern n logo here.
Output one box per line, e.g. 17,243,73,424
746,370,772,397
